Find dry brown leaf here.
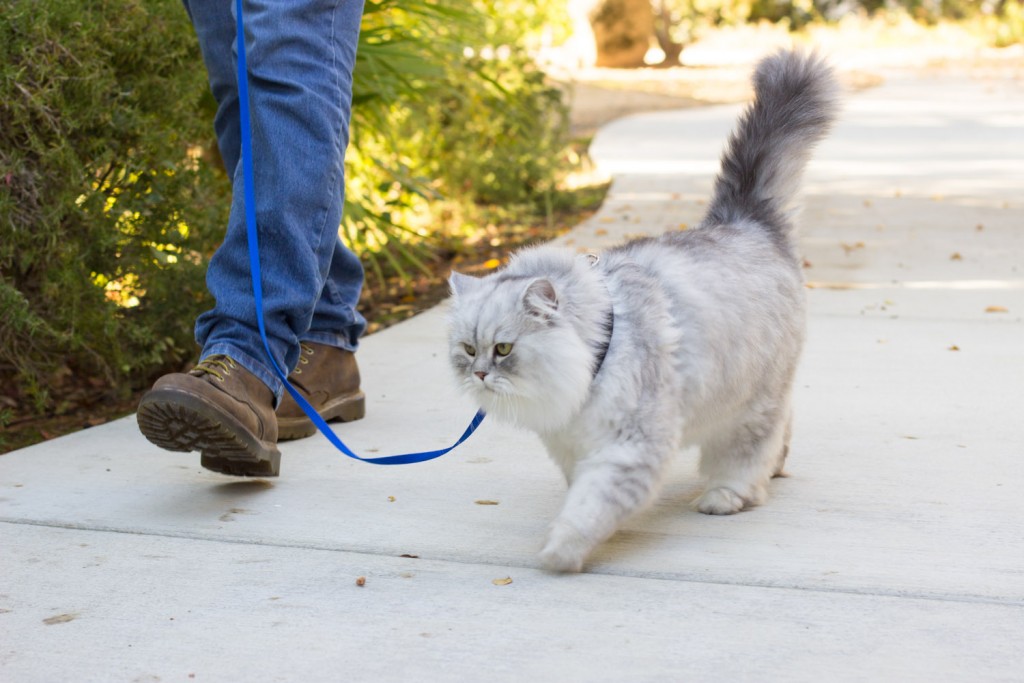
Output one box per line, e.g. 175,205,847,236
950,252,962,261
492,577,513,586
355,576,366,587
985,306,1009,313
595,228,609,236
475,500,499,506
43,613,76,625
387,496,396,502
948,345,960,351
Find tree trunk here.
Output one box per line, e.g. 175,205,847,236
589,0,654,68
652,0,683,67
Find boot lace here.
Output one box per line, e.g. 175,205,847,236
190,355,237,382
294,343,315,374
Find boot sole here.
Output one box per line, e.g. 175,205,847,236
277,391,366,441
137,388,281,477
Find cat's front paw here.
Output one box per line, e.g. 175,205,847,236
538,521,591,573
695,486,746,515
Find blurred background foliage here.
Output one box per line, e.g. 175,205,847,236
633,0,1023,66
0,0,1020,440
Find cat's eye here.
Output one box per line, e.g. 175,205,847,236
463,343,476,357
494,342,513,357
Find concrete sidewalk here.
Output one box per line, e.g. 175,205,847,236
3,67,1023,681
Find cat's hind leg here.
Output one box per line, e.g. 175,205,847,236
772,411,793,478
539,443,668,572
695,401,789,515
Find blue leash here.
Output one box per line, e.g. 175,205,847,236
233,0,484,465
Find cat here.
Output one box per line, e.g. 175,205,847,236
446,50,838,572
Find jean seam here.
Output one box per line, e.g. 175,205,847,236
314,0,344,262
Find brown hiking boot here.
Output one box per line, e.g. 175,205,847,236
136,355,281,477
276,341,365,440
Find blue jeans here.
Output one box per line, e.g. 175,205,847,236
182,0,367,403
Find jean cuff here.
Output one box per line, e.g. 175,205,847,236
201,342,284,407
301,332,358,353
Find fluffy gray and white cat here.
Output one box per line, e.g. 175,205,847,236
447,50,838,572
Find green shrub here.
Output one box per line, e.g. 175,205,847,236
344,0,577,286
0,0,226,413
993,0,1024,45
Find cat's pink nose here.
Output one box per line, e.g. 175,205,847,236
474,371,487,381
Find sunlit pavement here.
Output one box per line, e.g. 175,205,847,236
2,66,1022,681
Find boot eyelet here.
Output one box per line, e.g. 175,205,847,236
294,369,302,375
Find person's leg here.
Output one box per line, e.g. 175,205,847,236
306,238,367,351
276,238,367,440
139,0,366,474
180,0,242,177
196,0,366,395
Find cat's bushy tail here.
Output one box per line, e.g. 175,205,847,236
703,50,838,238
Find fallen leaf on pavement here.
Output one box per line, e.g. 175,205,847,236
985,305,1009,313
43,613,76,625
492,577,513,586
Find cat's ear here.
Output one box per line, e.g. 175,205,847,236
523,278,558,321
449,270,479,297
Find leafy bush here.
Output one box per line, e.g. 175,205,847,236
1,0,226,414
992,0,1024,45
344,0,576,286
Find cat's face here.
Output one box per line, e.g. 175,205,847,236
447,271,594,432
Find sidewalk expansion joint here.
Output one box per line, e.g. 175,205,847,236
4,517,1021,609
